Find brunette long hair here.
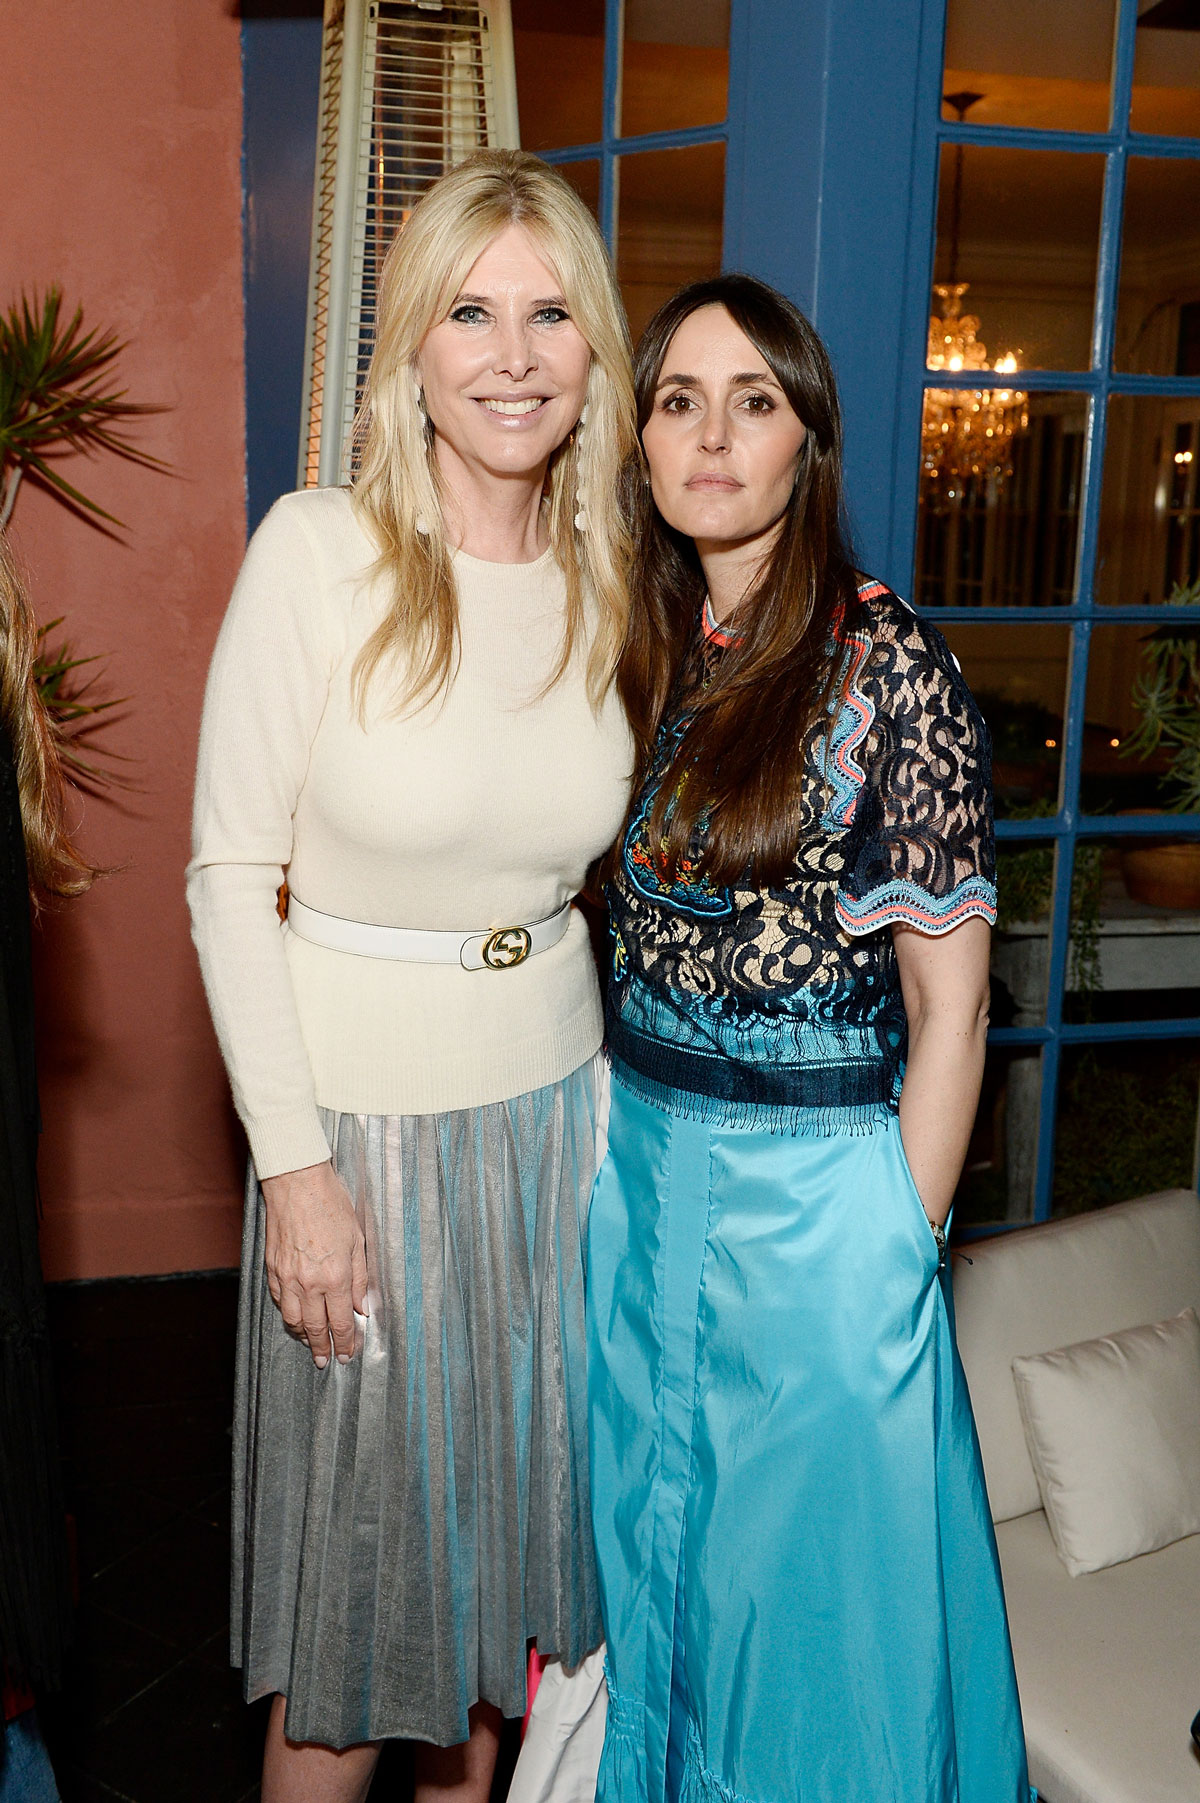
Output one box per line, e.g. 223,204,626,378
616,274,861,887
0,534,96,901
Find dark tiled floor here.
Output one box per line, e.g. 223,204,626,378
41,1275,521,1803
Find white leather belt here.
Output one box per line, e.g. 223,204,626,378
286,894,573,972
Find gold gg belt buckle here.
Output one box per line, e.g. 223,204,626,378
480,926,532,969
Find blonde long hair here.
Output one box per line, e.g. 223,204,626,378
352,149,635,714
0,534,95,901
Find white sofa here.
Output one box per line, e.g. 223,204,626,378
952,1188,1200,1803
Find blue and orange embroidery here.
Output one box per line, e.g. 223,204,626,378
622,750,733,919
820,593,877,831
701,594,737,649
836,873,997,937
620,601,736,920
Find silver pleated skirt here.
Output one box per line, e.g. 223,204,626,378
231,1056,603,1750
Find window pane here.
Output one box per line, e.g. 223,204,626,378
1053,1040,1200,1216
1097,395,1200,605
955,1046,1040,1227
993,837,1065,1027
621,0,729,137
1083,621,1200,814
1115,157,1200,376
555,159,600,224
942,0,1116,134
617,143,724,341
916,393,1088,607
1131,0,1200,138
512,0,603,149
942,622,1072,817
1056,839,1200,1025
931,146,1103,372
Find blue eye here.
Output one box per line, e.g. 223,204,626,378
534,306,570,325
449,304,488,325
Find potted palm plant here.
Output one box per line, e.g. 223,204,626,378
1119,578,1200,909
1,287,164,776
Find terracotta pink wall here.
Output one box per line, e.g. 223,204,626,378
1,1,248,1277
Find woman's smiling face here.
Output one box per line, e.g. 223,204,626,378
640,304,807,552
415,223,592,484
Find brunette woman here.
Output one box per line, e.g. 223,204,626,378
587,276,1033,1802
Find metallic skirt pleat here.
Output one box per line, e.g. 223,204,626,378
231,1057,603,1750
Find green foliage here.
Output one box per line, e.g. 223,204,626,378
1121,578,1200,814
995,804,1104,1002
973,691,1060,771
0,287,165,529
1054,1046,1200,1215
32,620,127,791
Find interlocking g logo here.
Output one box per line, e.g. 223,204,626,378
481,926,532,969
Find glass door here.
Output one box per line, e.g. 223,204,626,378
913,0,1200,1229
509,0,730,335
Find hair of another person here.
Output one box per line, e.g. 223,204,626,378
615,272,862,888
0,534,96,901
352,149,636,715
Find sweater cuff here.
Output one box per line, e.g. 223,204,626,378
243,1108,334,1182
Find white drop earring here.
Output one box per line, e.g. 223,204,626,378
574,402,589,529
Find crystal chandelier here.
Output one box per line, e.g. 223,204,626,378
921,95,1028,489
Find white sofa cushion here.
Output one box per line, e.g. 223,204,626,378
951,1189,1200,1522
1011,1308,1200,1575
996,1508,1200,1803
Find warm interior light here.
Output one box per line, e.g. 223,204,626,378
922,95,1029,490
1110,736,1121,748
1044,738,1058,749
922,282,1029,486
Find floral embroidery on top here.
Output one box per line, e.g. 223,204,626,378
621,723,734,919
605,579,997,1132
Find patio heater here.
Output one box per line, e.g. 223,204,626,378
298,0,519,489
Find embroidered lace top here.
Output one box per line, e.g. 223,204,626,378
605,578,997,1134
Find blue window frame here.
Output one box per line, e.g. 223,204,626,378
904,0,1200,1227
526,0,729,260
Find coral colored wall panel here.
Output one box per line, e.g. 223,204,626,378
0,1,248,1277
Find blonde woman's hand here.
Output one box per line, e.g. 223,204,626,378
260,1160,368,1368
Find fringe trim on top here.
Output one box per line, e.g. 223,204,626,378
609,1057,899,1140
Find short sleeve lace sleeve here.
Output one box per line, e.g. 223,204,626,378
834,595,997,938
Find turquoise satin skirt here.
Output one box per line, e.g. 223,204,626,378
588,1073,1034,1803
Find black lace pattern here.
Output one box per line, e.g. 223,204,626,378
605,581,996,1132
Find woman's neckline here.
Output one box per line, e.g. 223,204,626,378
700,574,889,647
701,594,739,649
451,541,557,574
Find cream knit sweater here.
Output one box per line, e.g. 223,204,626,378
188,487,632,1179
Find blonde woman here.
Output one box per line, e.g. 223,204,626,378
188,151,635,1803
